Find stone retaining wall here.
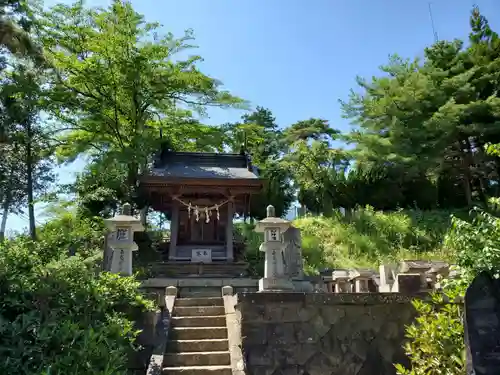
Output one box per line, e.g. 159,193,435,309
237,292,426,375
128,309,160,373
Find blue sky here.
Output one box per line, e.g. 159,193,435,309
5,0,500,232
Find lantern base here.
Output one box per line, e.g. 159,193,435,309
291,280,315,292
258,277,294,292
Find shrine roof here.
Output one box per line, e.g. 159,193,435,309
147,151,260,180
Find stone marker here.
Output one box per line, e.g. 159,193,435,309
282,225,313,292
379,264,397,292
104,203,144,276
464,271,500,375
282,226,303,279
254,205,293,292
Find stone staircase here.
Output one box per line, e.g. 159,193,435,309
163,296,231,375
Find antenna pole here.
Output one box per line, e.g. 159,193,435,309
428,2,439,42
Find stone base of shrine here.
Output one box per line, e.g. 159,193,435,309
144,261,249,278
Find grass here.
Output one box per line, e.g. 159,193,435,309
238,206,470,276
292,207,465,272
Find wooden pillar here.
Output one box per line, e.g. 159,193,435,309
226,201,234,262
169,200,179,261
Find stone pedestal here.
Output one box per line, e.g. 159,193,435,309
110,247,135,275
292,280,314,292
255,205,294,292
258,242,294,292
259,277,294,292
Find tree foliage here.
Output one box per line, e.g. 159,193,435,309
0,0,44,65
330,6,500,213
38,0,244,211
223,107,295,219
0,61,54,240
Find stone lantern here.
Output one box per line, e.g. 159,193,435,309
332,269,351,293
104,203,144,276
349,269,374,293
254,205,293,292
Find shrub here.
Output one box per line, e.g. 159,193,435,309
396,203,500,375
236,222,264,277
394,280,466,375
36,211,106,261
446,207,500,276
0,228,155,375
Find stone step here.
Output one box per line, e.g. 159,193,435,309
167,339,229,353
164,351,230,367
150,262,248,278
171,315,226,328
170,327,228,340
173,306,225,317
163,365,232,375
179,288,222,298
175,297,223,307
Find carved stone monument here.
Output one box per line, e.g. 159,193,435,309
282,225,313,292
255,205,293,292
104,203,144,276
464,271,500,375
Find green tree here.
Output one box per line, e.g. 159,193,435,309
281,118,346,214
39,0,244,209
222,107,294,219
0,62,54,240
0,0,44,64
342,6,500,210
394,10,500,373
282,118,339,144
68,157,128,218
0,144,25,240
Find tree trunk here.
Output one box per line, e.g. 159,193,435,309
26,122,36,240
0,166,14,242
0,199,9,242
140,207,147,227
127,162,138,202
458,140,473,206
463,176,473,206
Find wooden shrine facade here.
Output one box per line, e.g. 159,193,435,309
139,151,264,263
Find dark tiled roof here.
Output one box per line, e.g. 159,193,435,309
150,152,259,180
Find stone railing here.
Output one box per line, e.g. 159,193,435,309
311,260,457,294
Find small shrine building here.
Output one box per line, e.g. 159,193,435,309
139,150,264,269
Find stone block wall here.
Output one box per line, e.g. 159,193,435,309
128,309,160,373
237,292,425,375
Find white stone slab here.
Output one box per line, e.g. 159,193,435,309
191,249,212,263
258,277,294,292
